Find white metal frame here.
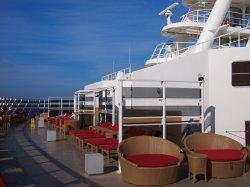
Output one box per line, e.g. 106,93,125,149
74,87,115,126
47,97,74,117
117,79,204,144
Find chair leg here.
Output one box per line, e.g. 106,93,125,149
107,151,110,162
193,174,196,183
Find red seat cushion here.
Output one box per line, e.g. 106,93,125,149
100,144,118,151
86,138,118,146
110,124,118,132
69,129,94,134
0,175,8,187
75,133,105,139
194,149,244,161
100,122,112,128
127,154,179,167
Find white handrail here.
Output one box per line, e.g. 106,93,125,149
150,24,250,61
102,66,131,81
181,9,250,27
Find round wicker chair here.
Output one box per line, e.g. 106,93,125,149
184,133,247,178
118,136,184,185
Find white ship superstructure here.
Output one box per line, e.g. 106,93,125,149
75,0,250,146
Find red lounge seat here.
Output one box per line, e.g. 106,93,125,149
69,129,94,134
100,122,112,128
70,122,112,135
86,138,118,146
194,149,244,162
126,154,179,167
0,175,8,187
75,133,105,140
100,144,118,151
110,124,118,131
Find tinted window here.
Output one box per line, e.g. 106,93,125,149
232,61,250,86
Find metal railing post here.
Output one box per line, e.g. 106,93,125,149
162,81,166,139
61,98,63,116
93,93,96,126
200,81,205,132
118,80,123,144
112,89,115,125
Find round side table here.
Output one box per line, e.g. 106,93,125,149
187,153,208,183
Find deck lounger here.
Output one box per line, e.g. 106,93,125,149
0,175,8,187
86,138,118,152
90,122,112,133
184,133,247,178
49,113,73,129
68,129,95,142
61,119,80,136
100,144,118,162
98,124,119,138
70,122,112,142
118,136,184,185
56,115,74,132
75,133,106,148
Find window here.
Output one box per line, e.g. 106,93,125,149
232,61,250,86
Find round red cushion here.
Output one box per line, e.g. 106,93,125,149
195,149,244,161
127,154,179,167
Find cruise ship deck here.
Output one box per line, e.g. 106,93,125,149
1,121,250,187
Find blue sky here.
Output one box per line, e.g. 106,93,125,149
0,0,186,99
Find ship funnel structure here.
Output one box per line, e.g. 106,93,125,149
192,0,232,53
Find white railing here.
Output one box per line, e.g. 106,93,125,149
47,97,74,116
181,9,250,28
0,97,49,118
102,66,131,81
150,25,250,61
191,25,250,51
181,9,211,23
150,41,196,60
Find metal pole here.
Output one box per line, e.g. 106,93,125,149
162,81,166,139
112,89,115,125
200,81,205,132
74,94,76,120
61,98,63,116
77,93,80,120
118,80,123,144
93,93,96,126
48,98,50,117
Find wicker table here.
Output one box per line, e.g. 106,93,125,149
187,153,207,183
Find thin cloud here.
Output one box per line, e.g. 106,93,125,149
0,0,186,98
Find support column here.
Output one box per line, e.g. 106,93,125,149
162,81,166,139
193,0,232,53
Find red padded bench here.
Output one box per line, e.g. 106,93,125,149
86,138,118,152
0,175,8,187
194,149,244,161
100,144,118,161
69,129,95,142
126,154,179,167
